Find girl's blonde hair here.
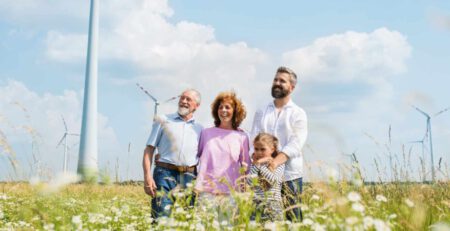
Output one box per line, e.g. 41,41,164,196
253,133,279,158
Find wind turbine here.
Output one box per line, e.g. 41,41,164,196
412,105,450,182
78,0,99,181
136,83,179,119
57,116,79,173
409,132,427,182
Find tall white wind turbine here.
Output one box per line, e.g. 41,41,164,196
57,116,79,172
412,105,450,182
78,0,99,181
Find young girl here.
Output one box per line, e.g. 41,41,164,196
248,133,285,221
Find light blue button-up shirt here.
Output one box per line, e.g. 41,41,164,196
146,113,203,166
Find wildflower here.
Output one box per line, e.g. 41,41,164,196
221,220,228,226
45,172,80,193
346,216,358,226
175,207,184,214
373,219,391,231
72,215,82,225
43,223,55,231
376,195,387,202
388,214,397,220
195,222,206,231
352,202,365,213
430,222,450,231
164,204,171,210
311,194,320,201
264,222,276,230
347,192,361,202
248,221,258,228
363,216,374,229
404,198,414,208
303,218,314,226
175,192,185,198
0,194,9,200
212,220,220,229
312,223,326,231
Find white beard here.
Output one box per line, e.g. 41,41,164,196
178,107,190,116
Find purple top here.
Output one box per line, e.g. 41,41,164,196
195,127,251,194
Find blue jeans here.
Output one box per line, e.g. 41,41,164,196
282,177,303,221
151,166,196,218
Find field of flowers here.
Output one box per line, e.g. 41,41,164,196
0,180,449,230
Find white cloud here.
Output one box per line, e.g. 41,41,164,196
0,80,120,181
41,0,269,131
45,31,87,62
282,28,412,83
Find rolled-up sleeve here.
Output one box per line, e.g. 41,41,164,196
281,109,308,159
146,118,163,147
249,109,263,155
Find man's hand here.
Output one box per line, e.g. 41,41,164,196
144,175,157,197
253,156,273,165
268,152,288,171
142,146,156,196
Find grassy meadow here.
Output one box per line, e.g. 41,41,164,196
0,180,449,230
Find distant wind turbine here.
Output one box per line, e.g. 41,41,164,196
412,105,450,182
409,132,427,182
57,116,79,173
136,83,179,119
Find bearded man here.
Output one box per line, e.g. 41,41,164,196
142,89,203,218
250,66,308,221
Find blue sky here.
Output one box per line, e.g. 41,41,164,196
1,0,449,182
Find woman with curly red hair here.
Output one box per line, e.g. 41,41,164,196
195,91,250,219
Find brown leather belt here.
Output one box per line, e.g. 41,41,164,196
155,161,196,173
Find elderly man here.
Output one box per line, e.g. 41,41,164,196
143,89,203,218
251,66,308,221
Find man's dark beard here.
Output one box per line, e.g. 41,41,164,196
271,86,289,98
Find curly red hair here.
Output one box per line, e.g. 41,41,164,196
211,91,247,130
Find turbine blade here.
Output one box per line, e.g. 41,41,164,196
411,105,430,118
163,95,180,103
136,83,158,103
56,134,67,147
61,115,68,131
434,106,450,117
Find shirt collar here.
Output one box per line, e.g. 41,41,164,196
269,99,295,109
172,113,196,123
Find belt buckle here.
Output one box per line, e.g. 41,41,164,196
180,166,188,173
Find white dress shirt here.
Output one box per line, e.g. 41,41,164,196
250,100,308,181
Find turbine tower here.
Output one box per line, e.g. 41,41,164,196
412,105,450,182
136,83,179,120
409,132,427,182
57,116,80,172
78,0,99,181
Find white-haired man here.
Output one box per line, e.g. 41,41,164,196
143,89,203,218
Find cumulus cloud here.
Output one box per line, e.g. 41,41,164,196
282,28,412,84
281,28,416,181
40,0,269,130
0,80,120,181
